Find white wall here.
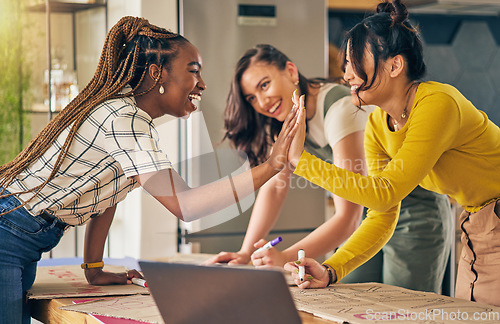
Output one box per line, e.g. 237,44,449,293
106,0,180,261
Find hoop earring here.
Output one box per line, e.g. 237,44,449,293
159,85,165,95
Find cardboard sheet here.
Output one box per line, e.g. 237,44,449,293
60,295,163,324
290,282,500,323
35,256,500,323
27,264,149,299
59,281,500,323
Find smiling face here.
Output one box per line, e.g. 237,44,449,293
240,61,298,122
343,41,395,108
159,42,206,118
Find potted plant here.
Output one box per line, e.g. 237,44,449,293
0,0,31,164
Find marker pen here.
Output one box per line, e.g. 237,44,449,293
131,278,148,288
298,249,305,282
252,236,282,255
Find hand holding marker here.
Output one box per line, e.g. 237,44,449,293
298,249,305,282
131,278,147,288
252,236,282,255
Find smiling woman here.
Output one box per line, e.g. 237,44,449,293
0,16,304,323
284,0,500,308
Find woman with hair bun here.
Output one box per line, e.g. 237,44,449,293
285,0,500,307
207,43,451,297
0,17,302,323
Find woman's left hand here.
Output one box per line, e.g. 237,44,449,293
84,268,144,286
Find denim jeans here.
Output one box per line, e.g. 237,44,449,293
0,189,65,324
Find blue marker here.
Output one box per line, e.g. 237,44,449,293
252,236,282,255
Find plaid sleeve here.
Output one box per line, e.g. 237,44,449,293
105,109,172,177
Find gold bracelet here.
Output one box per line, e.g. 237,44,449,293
81,261,104,269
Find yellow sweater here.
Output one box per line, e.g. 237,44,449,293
294,81,500,281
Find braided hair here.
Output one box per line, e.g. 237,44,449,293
0,16,188,215
341,0,425,100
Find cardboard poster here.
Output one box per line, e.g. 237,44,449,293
33,256,500,323
28,264,149,299
60,295,163,324
60,281,500,323
290,283,500,323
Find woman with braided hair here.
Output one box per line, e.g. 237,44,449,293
0,16,303,323
284,0,500,307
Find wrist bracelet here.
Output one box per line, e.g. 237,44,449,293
322,264,334,286
81,261,104,269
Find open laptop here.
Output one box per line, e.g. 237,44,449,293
139,261,302,324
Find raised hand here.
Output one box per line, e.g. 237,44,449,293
289,91,306,168
267,100,303,171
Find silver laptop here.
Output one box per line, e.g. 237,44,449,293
139,261,302,324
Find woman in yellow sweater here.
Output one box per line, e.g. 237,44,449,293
285,0,500,307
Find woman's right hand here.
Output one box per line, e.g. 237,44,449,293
84,268,144,286
203,251,251,265
250,239,288,268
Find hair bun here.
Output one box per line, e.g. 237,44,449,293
377,0,409,25
376,1,394,14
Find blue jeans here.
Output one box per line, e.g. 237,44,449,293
341,186,453,294
0,189,65,324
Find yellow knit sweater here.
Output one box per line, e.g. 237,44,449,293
294,81,500,281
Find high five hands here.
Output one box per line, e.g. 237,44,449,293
288,90,306,169
267,89,306,172
203,91,306,267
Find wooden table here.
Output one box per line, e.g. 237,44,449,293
31,297,332,324
31,255,333,323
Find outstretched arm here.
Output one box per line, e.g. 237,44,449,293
134,102,305,222
252,131,366,268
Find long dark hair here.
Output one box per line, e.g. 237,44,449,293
341,0,425,102
223,44,325,167
0,16,188,216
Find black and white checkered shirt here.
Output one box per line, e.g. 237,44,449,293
8,91,172,225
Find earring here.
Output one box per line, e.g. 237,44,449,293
294,80,299,86
159,85,164,95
